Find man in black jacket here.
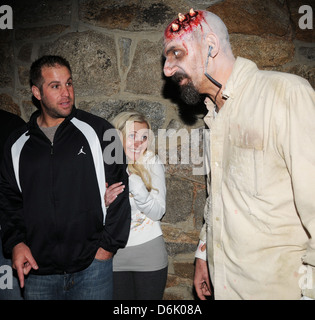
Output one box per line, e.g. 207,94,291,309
0,110,25,164
0,55,131,300
0,109,25,300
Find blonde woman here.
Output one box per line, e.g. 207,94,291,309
105,111,168,300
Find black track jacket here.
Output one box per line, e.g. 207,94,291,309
0,107,131,275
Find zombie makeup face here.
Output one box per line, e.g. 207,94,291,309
171,71,202,105
164,9,205,40
163,9,208,104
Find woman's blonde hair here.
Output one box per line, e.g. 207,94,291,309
111,110,155,192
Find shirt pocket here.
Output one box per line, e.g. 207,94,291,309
224,145,263,196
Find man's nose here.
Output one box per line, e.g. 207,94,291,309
163,59,178,77
61,85,70,97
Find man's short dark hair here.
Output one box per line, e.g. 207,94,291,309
29,55,72,89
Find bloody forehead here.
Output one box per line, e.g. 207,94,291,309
164,9,205,40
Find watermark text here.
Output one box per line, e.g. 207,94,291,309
0,5,13,30
299,5,313,30
102,127,210,176
0,265,13,290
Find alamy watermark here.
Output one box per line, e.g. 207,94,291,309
0,265,13,290
299,5,313,30
1,262,314,292
102,127,210,176
0,5,13,30
0,4,313,30
298,264,314,291
0,4,313,31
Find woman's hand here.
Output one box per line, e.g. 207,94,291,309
104,182,125,207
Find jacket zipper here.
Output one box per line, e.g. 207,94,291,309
50,139,63,270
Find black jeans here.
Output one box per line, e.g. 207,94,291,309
113,266,168,300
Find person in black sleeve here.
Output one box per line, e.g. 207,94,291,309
0,109,25,300
0,110,25,164
0,55,131,300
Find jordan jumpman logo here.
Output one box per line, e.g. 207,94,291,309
78,146,86,155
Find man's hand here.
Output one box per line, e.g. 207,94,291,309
95,247,113,260
194,258,212,300
12,242,38,288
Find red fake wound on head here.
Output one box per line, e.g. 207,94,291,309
165,9,204,39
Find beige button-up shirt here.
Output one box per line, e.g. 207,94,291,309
199,57,315,299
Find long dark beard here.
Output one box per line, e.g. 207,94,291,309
172,73,201,105
180,81,201,105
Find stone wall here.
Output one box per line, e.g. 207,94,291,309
0,0,314,300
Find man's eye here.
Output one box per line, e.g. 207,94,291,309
66,82,72,87
52,85,59,89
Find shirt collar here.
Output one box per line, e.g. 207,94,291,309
203,57,258,125
223,57,258,99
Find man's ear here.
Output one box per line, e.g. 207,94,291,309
31,85,41,101
205,33,220,58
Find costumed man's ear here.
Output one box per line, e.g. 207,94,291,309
31,85,42,101
205,33,220,58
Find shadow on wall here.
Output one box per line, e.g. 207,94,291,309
162,75,208,125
